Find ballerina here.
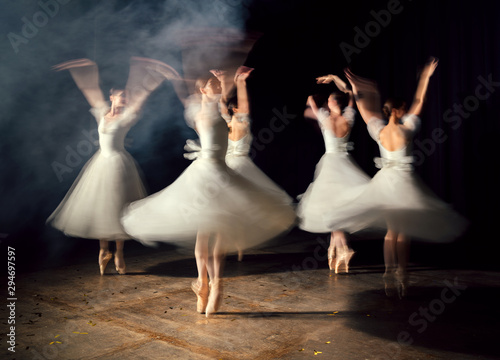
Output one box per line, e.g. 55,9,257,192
47,57,168,275
121,69,296,316
297,75,371,273
154,67,234,313
337,58,467,297
208,66,295,261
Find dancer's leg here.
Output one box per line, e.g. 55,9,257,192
212,232,226,280
98,240,112,276
193,231,210,313
332,230,348,249
395,233,410,298
194,232,210,285
383,229,398,296
383,229,398,273
206,232,227,317
328,232,336,270
100,239,110,252
332,231,355,273
114,240,126,274
396,233,410,272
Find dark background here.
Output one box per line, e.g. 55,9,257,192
1,0,498,273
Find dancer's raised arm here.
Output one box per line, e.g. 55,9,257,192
210,69,232,118
234,66,254,115
407,57,439,116
308,74,353,118
306,95,326,121
316,74,335,84
344,69,382,124
52,58,106,110
125,57,181,114
331,75,354,108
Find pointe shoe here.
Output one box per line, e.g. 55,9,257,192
114,251,126,275
206,279,223,317
328,246,336,271
191,281,209,314
395,269,409,299
383,270,396,297
343,248,355,273
98,250,113,276
334,248,355,274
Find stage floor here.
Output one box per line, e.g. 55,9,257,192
4,232,499,360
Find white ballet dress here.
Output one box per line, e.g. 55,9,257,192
47,106,147,240
296,107,370,233
222,113,293,205
326,114,468,242
121,100,296,252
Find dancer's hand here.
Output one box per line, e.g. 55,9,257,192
131,57,187,106
52,58,97,72
344,68,382,123
52,58,99,91
421,57,439,79
52,58,105,109
234,66,254,82
307,95,315,107
316,74,335,84
306,95,320,117
210,69,227,81
408,57,439,116
126,57,178,112
344,68,379,95
130,56,181,82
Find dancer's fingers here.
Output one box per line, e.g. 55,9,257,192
52,58,96,71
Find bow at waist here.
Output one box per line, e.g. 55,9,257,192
183,139,223,160
374,156,414,171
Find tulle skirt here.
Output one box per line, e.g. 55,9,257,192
47,150,147,240
325,167,468,242
121,157,296,252
226,155,293,205
296,153,370,233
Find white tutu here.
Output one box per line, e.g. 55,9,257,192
121,102,296,252
325,166,468,241
47,107,146,240
325,116,468,242
224,113,293,205
226,153,294,204
297,153,370,233
297,106,370,233
225,114,294,205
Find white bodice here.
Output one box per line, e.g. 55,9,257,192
227,134,252,157
185,99,228,161
90,106,137,158
198,117,228,161
367,114,421,171
225,113,252,157
317,107,355,154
